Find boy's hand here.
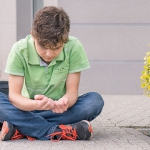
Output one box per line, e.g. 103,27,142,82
34,95,54,110
52,97,69,113
34,94,44,100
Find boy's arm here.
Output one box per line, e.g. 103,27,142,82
8,75,54,111
63,72,80,107
52,72,80,113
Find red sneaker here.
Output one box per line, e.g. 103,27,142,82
50,120,93,141
0,121,35,141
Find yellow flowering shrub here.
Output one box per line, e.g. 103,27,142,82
140,51,150,96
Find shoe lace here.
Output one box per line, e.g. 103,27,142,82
49,125,78,141
11,129,25,140
11,129,36,141
26,136,36,141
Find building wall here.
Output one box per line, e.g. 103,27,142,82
1,0,150,95
44,0,57,6
0,0,16,80
57,0,150,95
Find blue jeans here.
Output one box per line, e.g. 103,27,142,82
0,92,104,140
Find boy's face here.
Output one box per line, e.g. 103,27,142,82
33,38,64,64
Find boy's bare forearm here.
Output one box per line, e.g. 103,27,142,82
62,92,78,108
9,93,37,111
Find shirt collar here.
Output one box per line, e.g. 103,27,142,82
39,58,48,66
48,50,65,67
55,49,64,61
28,37,40,65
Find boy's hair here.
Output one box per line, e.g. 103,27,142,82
32,6,70,48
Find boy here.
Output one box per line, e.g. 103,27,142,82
0,6,104,141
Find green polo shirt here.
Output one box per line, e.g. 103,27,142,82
5,35,90,100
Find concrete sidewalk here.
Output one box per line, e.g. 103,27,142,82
0,95,150,150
